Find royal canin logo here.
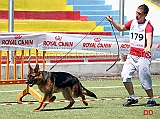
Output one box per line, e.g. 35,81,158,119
14,35,22,39
55,36,62,41
94,38,101,42
120,44,130,48
157,45,160,48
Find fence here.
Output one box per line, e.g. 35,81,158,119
0,49,123,83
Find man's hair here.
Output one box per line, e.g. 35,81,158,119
138,4,149,14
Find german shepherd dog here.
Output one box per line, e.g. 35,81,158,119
26,64,97,111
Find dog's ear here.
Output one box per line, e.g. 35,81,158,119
28,64,33,73
34,64,40,73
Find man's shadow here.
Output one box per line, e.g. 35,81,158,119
131,103,160,107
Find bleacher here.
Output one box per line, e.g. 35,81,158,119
67,0,129,35
0,0,130,35
0,0,107,33
0,10,88,21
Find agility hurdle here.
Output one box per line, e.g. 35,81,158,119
17,50,47,102
0,49,46,102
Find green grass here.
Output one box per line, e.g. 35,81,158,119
0,78,160,119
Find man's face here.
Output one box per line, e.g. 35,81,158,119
136,8,147,22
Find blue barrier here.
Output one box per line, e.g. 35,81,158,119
73,5,112,10
67,0,105,5
96,21,129,26
80,10,119,15
87,15,127,21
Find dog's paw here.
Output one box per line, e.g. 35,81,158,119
50,96,56,102
83,101,88,106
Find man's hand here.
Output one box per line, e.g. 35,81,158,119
106,15,113,22
144,46,151,54
105,15,127,31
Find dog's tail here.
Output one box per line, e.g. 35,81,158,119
80,84,97,99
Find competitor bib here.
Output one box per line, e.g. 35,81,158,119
129,19,149,48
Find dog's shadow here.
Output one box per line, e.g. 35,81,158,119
42,107,93,111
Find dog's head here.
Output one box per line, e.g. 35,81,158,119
26,64,42,87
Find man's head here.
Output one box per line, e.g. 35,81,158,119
136,4,149,22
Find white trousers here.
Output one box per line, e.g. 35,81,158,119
121,54,152,90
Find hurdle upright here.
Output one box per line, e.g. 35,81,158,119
17,49,44,102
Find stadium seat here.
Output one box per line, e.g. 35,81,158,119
67,0,129,36
0,0,106,33
0,20,104,32
0,10,87,21
0,0,68,10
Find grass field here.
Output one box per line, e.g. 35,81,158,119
0,78,160,119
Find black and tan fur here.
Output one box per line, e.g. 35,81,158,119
26,64,97,111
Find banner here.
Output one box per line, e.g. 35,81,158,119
0,33,45,50
38,33,160,55
38,33,119,53
0,32,160,56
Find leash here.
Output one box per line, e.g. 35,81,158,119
106,21,120,72
48,17,106,71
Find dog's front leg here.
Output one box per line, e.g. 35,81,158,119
33,93,52,112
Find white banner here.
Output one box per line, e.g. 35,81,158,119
38,33,160,55
0,32,160,56
0,33,46,50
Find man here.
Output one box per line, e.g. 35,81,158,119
106,4,157,106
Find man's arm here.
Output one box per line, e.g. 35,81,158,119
144,33,153,53
106,15,128,31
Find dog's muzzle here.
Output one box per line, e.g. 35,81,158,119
26,76,37,87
